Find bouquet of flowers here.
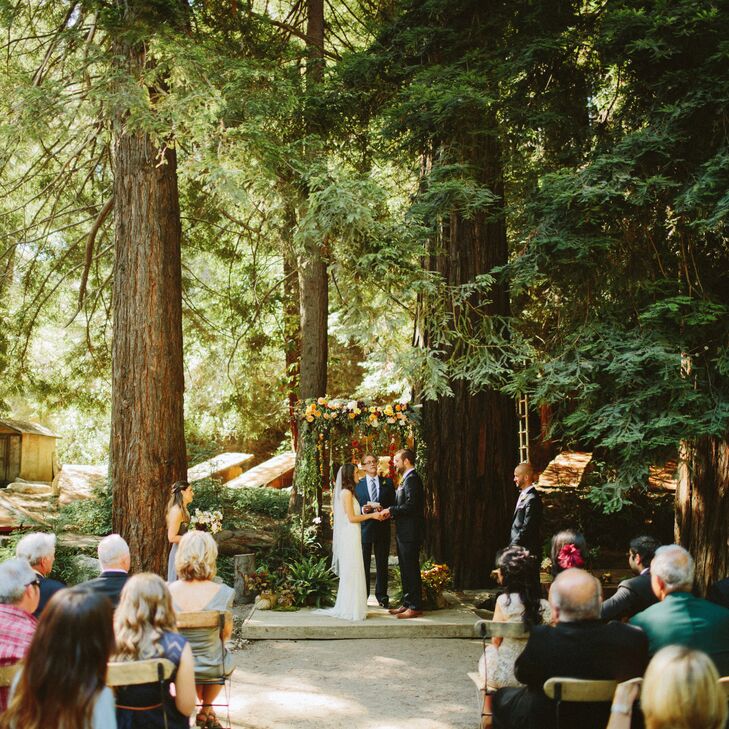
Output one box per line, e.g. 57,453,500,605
421,563,452,608
189,508,223,535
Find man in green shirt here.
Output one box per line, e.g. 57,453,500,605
630,544,729,675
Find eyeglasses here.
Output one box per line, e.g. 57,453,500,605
25,577,41,588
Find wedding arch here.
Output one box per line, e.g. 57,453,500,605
294,398,421,531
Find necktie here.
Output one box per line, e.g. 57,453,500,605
369,477,378,502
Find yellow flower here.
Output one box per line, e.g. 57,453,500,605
369,406,376,413
395,404,402,412
323,413,330,419
314,409,322,417
306,415,314,422
317,397,327,406
349,412,356,419
384,405,394,417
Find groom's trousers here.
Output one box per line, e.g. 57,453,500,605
362,539,390,605
396,537,422,610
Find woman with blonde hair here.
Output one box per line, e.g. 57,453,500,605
168,530,234,729
113,573,196,729
166,480,193,582
607,645,728,729
1,587,116,729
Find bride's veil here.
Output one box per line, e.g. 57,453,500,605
330,466,345,576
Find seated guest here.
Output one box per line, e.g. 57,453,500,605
630,544,729,675
168,530,234,729
601,535,660,621
492,568,648,729
480,547,551,690
15,532,65,617
549,529,588,577
80,534,131,608
1,586,116,729
0,558,39,711
114,573,196,729
606,645,727,729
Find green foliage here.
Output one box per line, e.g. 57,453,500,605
284,554,336,608
189,478,290,526
54,487,113,536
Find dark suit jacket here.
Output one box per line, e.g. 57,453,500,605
355,476,396,543
80,571,130,608
494,620,648,729
601,570,658,621
707,577,729,610
34,574,66,618
509,487,542,557
630,592,729,675
389,470,424,543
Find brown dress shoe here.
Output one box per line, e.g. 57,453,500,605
396,608,424,619
388,605,408,615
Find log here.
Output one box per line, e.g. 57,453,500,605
214,528,275,556
234,553,256,605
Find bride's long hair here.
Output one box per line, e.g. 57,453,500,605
339,463,357,493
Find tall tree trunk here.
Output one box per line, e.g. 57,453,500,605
298,0,327,401
111,19,187,575
282,206,301,450
421,129,517,589
676,435,729,593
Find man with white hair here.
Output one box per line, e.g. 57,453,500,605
630,544,729,675
0,558,40,710
79,533,130,607
15,532,65,618
493,568,647,729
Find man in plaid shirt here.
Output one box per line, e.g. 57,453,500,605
0,558,40,710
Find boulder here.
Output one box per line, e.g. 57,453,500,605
214,528,275,556
6,479,53,495
55,464,107,505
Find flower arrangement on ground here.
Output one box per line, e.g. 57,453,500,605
421,562,452,609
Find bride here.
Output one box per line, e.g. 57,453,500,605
318,463,386,621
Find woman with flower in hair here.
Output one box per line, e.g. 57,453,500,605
480,546,551,690
166,481,193,582
550,529,588,577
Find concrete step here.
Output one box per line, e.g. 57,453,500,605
240,603,480,640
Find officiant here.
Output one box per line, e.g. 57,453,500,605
356,454,396,608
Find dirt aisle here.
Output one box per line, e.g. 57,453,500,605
226,638,483,729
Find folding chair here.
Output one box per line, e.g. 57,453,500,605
0,663,21,688
543,677,618,729
107,658,176,729
473,619,530,728
177,610,234,729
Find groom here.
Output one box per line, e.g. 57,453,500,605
382,448,424,619
356,454,396,608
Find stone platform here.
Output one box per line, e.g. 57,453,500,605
240,599,480,640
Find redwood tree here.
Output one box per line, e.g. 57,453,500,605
110,1,188,574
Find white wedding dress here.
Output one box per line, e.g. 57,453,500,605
316,470,368,621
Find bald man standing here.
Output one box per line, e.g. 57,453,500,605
493,569,648,729
509,463,542,557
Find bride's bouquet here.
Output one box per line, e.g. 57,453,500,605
189,508,223,535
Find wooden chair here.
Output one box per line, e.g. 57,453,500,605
108,658,176,729
472,620,530,728
0,663,21,688
543,677,618,729
719,676,729,698
177,610,234,729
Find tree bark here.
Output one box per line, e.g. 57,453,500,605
676,434,729,593
421,129,517,589
110,18,187,575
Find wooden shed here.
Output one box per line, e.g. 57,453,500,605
0,418,60,487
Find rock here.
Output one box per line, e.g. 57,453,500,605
6,479,52,495
55,464,107,505
215,528,275,556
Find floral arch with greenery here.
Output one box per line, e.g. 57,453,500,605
294,397,421,529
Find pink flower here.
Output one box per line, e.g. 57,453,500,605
557,543,585,569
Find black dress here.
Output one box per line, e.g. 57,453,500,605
116,631,189,729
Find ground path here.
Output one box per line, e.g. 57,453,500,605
226,637,483,729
